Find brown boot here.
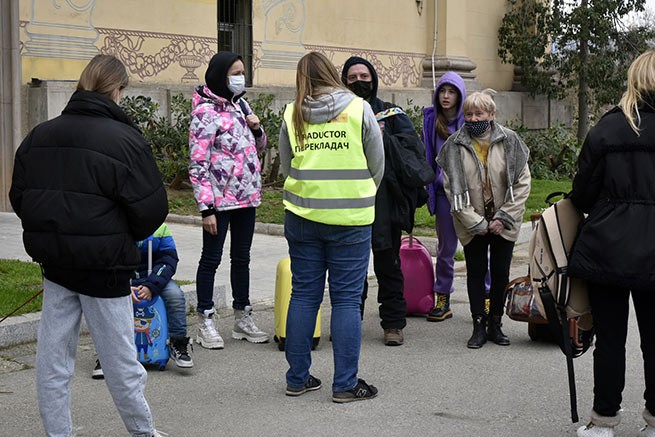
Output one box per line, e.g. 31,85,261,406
383,328,404,346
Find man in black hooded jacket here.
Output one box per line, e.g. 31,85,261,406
341,56,434,346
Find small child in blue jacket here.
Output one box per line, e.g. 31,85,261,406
93,223,193,378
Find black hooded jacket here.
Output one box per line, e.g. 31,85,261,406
569,99,655,289
341,57,434,250
10,90,168,297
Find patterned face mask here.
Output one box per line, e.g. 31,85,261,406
464,120,490,137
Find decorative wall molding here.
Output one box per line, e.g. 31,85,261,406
23,0,99,60
20,21,218,83
259,0,305,69
276,44,424,88
97,27,217,82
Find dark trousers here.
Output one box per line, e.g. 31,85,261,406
588,282,655,417
362,225,407,329
463,234,514,317
195,207,256,312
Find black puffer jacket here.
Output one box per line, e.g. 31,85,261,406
569,101,655,289
9,90,168,297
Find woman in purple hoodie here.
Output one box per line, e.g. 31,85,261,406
422,72,467,322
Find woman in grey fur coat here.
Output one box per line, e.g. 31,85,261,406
436,89,531,349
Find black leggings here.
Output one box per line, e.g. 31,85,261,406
588,283,655,417
463,234,514,317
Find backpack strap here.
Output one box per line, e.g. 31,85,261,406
237,99,250,116
538,205,580,423
375,106,406,121
538,285,579,423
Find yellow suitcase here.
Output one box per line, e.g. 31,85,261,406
274,257,321,351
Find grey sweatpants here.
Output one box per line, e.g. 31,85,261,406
37,278,155,437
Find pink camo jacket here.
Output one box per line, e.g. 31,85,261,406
189,85,267,212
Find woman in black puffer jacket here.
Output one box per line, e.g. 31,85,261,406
571,50,655,437
10,55,167,437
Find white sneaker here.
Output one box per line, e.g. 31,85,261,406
196,309,224,349
577,423,615,437
232,306,269,343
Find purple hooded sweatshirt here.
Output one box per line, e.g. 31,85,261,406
422,71,466,215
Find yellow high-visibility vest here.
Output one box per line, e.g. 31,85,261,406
282,97,376,226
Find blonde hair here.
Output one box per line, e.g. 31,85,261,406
292,52,349,146
463,88,497,116
618,50,655,135
77,55,129,100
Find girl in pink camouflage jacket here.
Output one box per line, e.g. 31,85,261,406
189,51,270,350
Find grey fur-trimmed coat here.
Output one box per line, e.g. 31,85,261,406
436,122,531,246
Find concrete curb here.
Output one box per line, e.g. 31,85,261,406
0,215,534,349
163,214,533,256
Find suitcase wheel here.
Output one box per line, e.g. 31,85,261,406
273,335,280,343
311,337,320,350
277,337,286,352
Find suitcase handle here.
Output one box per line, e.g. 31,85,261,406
402,234,423,248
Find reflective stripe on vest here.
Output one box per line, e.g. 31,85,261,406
282,98,376,226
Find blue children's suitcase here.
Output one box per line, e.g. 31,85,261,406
133,295,169,370
133,240,169,370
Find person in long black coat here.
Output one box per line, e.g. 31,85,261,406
570,50,655,437
341,57,434,346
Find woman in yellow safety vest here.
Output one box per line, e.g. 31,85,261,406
278,51,384,402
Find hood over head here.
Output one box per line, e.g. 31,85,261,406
341,57,379,103
434,71,466,116
205,51,245,101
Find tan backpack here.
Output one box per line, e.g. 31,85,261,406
528,192,594,423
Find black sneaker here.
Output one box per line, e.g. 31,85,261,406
285,375,322,396
332,378,378,403
170,337,194,368
91,359,104,380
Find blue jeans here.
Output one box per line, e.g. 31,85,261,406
196,207,256,312
284,211,371,392
38,278,154,437
158,280,187,338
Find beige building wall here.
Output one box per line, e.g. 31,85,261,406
464,0,514,91
18,0,514,91
253,0,430,88
20,0,217,85
254,0,513,92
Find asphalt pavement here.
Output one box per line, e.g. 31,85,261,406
0,212,650,436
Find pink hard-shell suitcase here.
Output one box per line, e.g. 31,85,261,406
400,235,435,315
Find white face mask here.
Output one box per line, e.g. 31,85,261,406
227,75,246,94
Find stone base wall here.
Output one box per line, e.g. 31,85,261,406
23,80,573,135
0,80,572,213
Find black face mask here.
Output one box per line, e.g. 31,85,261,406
348,80,373,99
